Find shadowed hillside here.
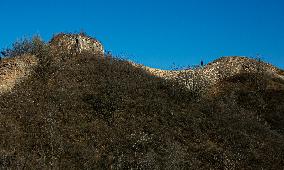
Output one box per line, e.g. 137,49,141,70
0,34,283,169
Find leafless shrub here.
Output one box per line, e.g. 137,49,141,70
1,36,45,58
0,38,283,169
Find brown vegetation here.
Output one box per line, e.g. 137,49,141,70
0,36,283,169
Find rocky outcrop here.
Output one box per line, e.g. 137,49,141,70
49,33,104,55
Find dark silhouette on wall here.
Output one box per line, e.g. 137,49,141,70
0,51,5,56
105,51,112,57
75,38,81,53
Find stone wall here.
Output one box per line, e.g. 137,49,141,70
199,56,279,84
132,56,282,92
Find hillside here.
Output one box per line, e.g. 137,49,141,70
0,55,37,94
0,34,283,169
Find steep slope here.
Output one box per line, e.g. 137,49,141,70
0,50,283,169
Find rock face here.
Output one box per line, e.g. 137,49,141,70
49,33,104,55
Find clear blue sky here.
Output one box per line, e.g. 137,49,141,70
1,0,283,69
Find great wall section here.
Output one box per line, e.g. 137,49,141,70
0,33,283,95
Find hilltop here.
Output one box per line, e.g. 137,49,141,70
0,34,283,169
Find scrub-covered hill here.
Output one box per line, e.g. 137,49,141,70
0,34,283,169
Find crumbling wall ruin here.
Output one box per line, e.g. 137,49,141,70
49,33,104,55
